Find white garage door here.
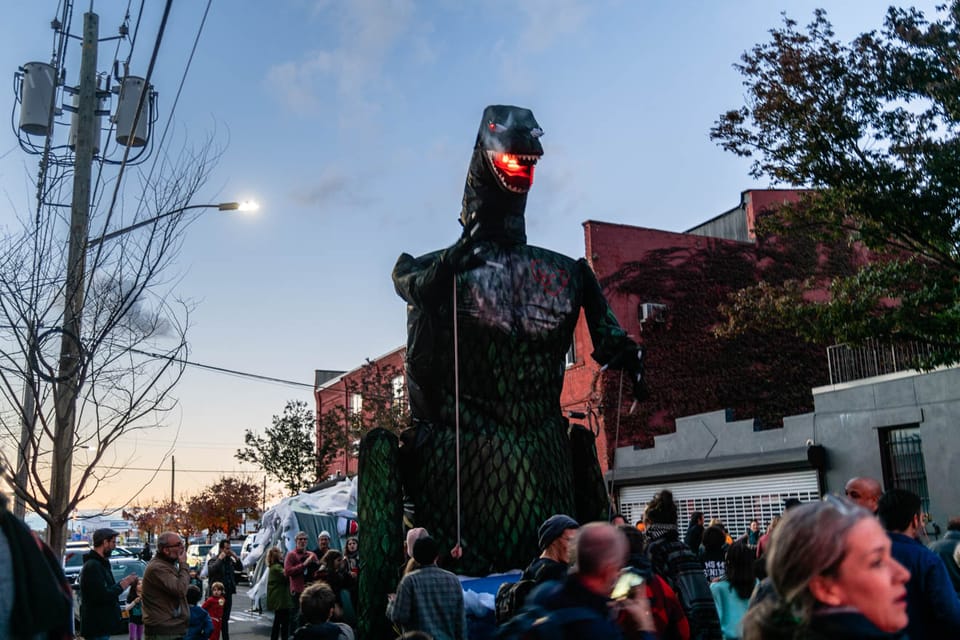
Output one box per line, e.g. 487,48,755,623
617,470,820,540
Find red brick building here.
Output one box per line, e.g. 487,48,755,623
563,189,831,471
314,347,406,478
316,189,830,475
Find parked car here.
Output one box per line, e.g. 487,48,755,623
73,557,147,634
185,543,214,572
62,541,94,585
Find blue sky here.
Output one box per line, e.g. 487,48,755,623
0,0,944,510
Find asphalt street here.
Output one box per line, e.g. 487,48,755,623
94,591,272,639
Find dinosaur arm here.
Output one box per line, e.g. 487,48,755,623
579,258,637,365
579,259,649,400
393,250,452,309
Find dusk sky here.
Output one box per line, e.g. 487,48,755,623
0,0,943,513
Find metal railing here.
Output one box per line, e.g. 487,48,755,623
826,339,937,385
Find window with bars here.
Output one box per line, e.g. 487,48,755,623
879,426,930,514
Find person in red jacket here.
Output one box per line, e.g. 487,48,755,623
284,532,319,629
201,582,226,640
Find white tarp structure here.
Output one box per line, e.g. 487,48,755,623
245,478,357,605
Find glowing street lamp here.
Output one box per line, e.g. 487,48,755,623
87,200,258,247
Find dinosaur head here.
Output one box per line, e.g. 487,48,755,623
460,105,544,245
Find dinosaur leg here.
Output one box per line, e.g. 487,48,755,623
357,427,403,640
569,423,610,524
403,421,577,575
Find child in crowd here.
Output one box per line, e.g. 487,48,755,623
710,542,757,640
124,577,144,640
202,581,226,640
293,582,355,640
186,584,214,640
189,568,204,591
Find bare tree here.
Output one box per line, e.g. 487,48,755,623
0,139,222,554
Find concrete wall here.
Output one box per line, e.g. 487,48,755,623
613,366,960,526
812,366,960,524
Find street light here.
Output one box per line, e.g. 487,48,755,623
13,199,257,521
87,200,258,248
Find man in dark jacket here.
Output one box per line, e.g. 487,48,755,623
928,516,960,595
207,539,242,640
879,489,960,639
0,488,73,640
644,490,721,640
79,528,137,640
525,522,655,639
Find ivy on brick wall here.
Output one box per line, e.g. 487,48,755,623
598,224,857,459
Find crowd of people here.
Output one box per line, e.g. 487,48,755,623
3,476,960,640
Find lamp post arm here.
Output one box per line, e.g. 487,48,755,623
87,202,238,248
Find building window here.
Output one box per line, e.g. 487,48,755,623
392,375,406,411
350,392,363,415
565,342,577,368
879,426,930,513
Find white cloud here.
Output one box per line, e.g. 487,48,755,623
267,0,427,124
513,0,593,53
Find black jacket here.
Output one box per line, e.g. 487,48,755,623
79,550,123,636
802,609,907,640
0,509,72,639
526,575,623,639
207,553,241,595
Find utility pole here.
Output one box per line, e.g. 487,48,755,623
48,11,98,553
171,456,175,503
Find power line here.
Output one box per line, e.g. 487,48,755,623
129,347,314,389
93,464,266,474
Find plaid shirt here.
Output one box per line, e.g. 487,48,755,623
387,565,466,640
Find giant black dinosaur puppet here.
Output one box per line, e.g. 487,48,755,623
357,105,647,638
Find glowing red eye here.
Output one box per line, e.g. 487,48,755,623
488,123,496,131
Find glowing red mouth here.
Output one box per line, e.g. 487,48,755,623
487,151,538,193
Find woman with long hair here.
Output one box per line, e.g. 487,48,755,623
266,547,293,640
710,542,756,639
700,525,729,582
742,498,910,639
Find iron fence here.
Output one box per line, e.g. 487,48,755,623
826,340,937,385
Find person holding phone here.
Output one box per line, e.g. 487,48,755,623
525,522,657,638
207,540,242,640
142,532,190,639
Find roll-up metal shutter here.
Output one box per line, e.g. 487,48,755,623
617,470,820,538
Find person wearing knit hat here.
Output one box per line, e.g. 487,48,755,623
400,527,430,577
497,513,580,623
317,531,332,555
522,514,579,586
406,527,428,558
538,515,579,553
